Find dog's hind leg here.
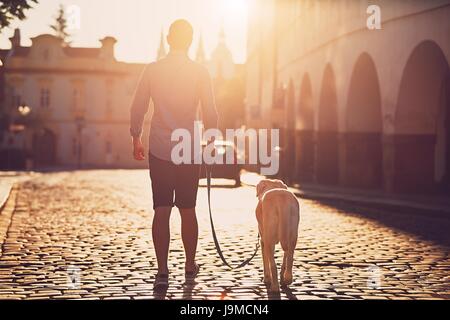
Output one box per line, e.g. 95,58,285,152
282,249,294,285
264,242,279,292
261,241,271,285
280,251,288,285
262,202,280,292
279,227,290,286
282,202,299,286
283,228,298,285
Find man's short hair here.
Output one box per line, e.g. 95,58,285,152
168,19,193,50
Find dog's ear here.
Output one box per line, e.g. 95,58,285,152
256,180,267,198
274,179,288,189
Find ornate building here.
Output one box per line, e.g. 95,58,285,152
245,0,450,194
0,29,147,169
0,27,246,170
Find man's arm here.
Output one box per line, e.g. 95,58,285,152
130,64,152,160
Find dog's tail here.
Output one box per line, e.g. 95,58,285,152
279,195,299,252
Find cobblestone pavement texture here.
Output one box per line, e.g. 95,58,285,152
0,170,449,300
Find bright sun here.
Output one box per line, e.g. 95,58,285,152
221,0,249,20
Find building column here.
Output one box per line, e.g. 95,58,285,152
278,127,289,180
284,127,296,183
295,129,314,183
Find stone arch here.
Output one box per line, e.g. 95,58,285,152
344,52,383,188
316,64,339,184
295,73,314,182
392,40,450,193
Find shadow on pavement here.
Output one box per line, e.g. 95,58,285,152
153,285,169,300
182,281,197,300
281,285,298,300
265,286,281,300
317,199,450,247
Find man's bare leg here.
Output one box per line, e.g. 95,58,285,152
152,206,172,274
179,208,198,272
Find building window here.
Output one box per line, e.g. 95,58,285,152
10,88,21,108
105,98,113,116
72,88,79,110
72,137,77,156
105,80,114,116
72,87,84,112
105,140,112,153
40,88,51,108
13,94,21,108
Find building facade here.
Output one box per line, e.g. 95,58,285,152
245,0,450,194
0,29,147,168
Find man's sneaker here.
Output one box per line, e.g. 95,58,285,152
185,263,200,283
153,273,169,289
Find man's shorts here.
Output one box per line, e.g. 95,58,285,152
148,152,200,209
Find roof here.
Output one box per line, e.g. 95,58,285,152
0,45,105,60
0,49,9,60
11,47,30,57
63,47,101,58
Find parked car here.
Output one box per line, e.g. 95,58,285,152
199,140,242,187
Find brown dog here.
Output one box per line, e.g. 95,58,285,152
256,179,300,292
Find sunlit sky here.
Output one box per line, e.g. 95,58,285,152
0,0,248,64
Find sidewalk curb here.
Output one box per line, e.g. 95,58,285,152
0,184,18,257
292,190,450,220
0,183,13,213
241,176,450,220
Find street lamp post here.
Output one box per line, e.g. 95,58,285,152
18,103,31,169
75,116,85,169
9,102,32,170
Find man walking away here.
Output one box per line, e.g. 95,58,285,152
130,19,218,289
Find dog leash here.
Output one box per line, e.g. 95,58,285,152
205,164,260,269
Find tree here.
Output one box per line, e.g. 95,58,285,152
0,0,37,31
50,4,70,44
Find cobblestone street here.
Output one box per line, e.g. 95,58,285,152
0,170,449,300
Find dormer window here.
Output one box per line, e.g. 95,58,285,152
40,88,51,108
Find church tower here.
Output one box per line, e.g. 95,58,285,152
9,28,21,49
195,34,206,65
210,26,234,80
156,29,166,60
